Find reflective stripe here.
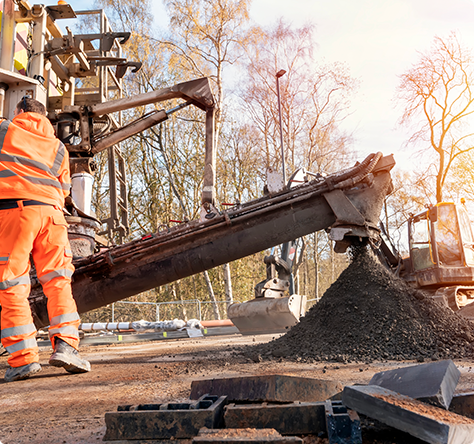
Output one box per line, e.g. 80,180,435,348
5,337,37,354
0,274,31,290
0,169,16,178
39,268,73,284
0,168,70,190
0,120,68,191
1,323,36,339
65,249,73,256
0,142,66,177
51,142,65,176
0,120,11,152
23,175,70,190
50,312,80,326
0,255,9,261
49,325,79,338
0,153,56,175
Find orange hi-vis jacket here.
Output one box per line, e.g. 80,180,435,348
0,113,71,206
0,113,80,368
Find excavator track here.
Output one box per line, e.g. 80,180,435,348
430,286,474,320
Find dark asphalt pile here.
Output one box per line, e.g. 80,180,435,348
253,248,474,363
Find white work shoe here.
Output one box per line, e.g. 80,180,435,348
49,339,91,373
4,362,42,382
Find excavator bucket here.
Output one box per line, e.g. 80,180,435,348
227,240,307,335
228,294,307,336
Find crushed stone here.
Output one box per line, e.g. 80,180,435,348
251,247,474,363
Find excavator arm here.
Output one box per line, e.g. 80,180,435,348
55,77,216,205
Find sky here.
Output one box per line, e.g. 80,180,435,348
53,0,474,171
244,0,474,170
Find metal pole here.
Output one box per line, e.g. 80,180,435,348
276,69,287,184
0,0,15,71
202,107,216,205
30,5,47,80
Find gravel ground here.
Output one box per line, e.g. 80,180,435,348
3,248,474,443
2,333,474,443
252,248,474,363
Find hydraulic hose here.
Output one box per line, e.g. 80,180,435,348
334,152,383,190
324,152,380,188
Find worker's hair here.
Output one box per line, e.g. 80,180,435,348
15,97,46,116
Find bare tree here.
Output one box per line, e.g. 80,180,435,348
397,32,474,203
241,19,357,176
241,20,357,297
242,20,313,173
162,0,252,318
163,0,251,142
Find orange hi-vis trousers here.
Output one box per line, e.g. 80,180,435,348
0,203,80,367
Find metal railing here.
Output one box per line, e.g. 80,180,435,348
109,298,319,323
111,298,319,322
111,299,202,322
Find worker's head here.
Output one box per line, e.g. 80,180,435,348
14,97,46,117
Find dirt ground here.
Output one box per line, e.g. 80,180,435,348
258,250,474,364
2,332,474,444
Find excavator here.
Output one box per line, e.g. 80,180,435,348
230,197,474,334
0,1,396,335
377,201,474,320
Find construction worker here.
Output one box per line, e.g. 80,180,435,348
0,97,91,382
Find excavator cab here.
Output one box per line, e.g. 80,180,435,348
404,202,474,314
408,202,474,271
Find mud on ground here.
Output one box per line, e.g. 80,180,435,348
2,334,474,444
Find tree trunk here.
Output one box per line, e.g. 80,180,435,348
330,239,335,282
294,269,299,294
304,253,308,296
314,232,319,300
174,280,187,321
170,282,178,320
203,270,221,320
292,238,306,295
223,263,233,314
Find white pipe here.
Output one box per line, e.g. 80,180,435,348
71,172,94,215
79,319,202,332
79,322,131,332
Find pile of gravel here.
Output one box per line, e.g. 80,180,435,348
253,248,474,363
